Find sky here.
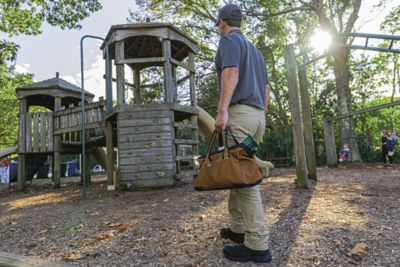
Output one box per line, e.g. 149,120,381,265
8,1,399,100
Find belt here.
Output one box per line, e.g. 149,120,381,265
229,101,246,107
229,102,263,110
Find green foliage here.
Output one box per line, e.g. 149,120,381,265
0,65,32,149
130,1,400,164
0,0,102,36
356,134,379,162
0,0,102,64
256,130,293,160
380,5,400,34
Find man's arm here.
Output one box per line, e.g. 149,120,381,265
265,84,271,112
215,67,239,132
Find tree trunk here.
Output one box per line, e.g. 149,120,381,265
332,47,362,161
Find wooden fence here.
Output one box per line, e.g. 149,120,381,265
53,99,106,144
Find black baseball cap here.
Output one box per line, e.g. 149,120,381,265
215,3,243,26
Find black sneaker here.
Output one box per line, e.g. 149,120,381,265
223,244,272,263
220,228,244,244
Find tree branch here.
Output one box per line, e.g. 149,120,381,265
344,0,361,33
244,5,311,19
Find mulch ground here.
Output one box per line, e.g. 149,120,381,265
0,164,399,267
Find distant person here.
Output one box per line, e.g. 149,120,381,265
381,130,389,167
0,156,11,185
338,144,350,162
387,131,398,167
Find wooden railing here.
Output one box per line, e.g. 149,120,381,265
53,99,106,144
20,112,53,153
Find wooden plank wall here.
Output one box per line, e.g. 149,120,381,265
118,107,175,187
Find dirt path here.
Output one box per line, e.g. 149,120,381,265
0,165,399,266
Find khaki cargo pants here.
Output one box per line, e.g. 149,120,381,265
227,104,269,251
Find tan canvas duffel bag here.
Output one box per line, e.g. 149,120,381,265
194,128,262,191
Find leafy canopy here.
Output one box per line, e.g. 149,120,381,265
0,0,102,63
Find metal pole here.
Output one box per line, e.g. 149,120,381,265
80,35,105,199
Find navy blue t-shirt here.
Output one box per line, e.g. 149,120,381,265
215,29,269,110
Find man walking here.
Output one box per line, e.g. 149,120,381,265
214,3,272,263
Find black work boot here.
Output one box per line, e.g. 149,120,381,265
220,228,244,244
223,244,272,263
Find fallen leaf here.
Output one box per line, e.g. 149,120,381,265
347,243,367,260
116,224,129,231
77,239,95,245
107,222,123,228
96,231,114,240
63,251,84,261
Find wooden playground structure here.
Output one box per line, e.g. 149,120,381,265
12,23,200,190
15,72,105,189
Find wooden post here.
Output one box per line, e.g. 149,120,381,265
53,97,62,188
324,118,338,167
105,45,113,113
134,65,141,104
172,65,177,103
115,41,125,106
162,39,174,103
106,119,115,190
284,44,309,188
17,99,27,190
189,51,198,173
191,115,199,156
188,51,196,106
176,131,181,174
298,68,317,180
85,150,92,184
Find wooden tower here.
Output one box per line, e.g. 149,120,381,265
16,73,95,189
101,23,199,189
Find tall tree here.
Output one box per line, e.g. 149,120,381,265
380,5,400,102
309,0,363,160
246,1,395,161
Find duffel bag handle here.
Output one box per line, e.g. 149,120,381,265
205,130,231,163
